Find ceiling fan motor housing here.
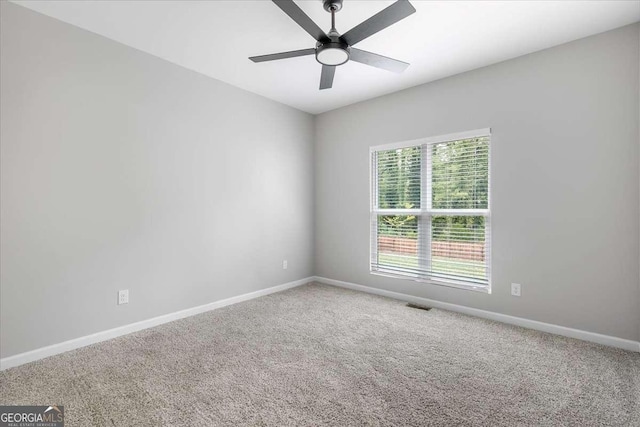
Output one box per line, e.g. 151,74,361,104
316,38,350,66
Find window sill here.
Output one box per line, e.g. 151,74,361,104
370,270,491,294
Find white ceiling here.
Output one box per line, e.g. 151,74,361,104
12,0,640,114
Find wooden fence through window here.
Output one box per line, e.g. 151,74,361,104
378,236,485,261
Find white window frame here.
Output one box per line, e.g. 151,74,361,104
369,128,492,293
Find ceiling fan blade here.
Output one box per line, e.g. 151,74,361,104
349,48,409,73
273,0,329,42
250,48,316,63
319,65,336,90
340,0,416,46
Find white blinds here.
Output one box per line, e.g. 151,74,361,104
370,131,491,290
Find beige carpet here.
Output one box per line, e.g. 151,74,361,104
1,283,639,426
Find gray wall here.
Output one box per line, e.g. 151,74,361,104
0,3,315,358
315,24,640,342
2,3,638,360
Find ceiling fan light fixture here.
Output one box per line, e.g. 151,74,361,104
316,42,350,66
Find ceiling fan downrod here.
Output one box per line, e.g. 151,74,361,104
323,0,342,33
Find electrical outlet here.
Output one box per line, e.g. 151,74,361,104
511,283,521,297
118,289,129,305
282,260,288,270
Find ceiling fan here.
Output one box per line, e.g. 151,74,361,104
249,0,416,90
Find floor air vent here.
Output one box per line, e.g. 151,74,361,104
406,303,432,311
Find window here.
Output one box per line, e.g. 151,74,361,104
370,129,491,292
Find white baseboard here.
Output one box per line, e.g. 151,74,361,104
314,276,640,353
0,277,313,371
